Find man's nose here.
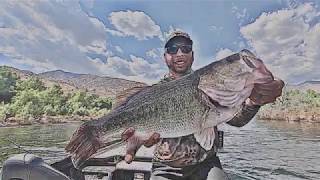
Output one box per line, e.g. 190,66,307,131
176,48,184,56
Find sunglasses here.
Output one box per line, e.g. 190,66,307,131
166,44,192,54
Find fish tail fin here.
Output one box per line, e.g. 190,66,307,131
65,123,103,169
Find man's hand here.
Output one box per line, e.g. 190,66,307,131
248,79,284,106
122,128,160,163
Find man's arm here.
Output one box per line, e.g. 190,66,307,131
227,79,284,127
226,104,260,127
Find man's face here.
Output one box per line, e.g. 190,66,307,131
164,37,194,74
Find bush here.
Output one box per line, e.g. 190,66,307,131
1,74,114,122
0,67,18,102
93,97,113,110
263,89,320,111
0,102,9,122
40,85,68,115
15,77,46,91
10,90,44,119
66,91,112,116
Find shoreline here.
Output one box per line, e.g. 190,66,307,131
2,109,320,127
0,115,96,127
257,109,320,123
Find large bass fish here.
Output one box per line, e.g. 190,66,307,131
65,49,272,168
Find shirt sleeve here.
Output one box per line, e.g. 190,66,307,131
226,104,260,127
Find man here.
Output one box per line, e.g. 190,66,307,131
124,31,284,180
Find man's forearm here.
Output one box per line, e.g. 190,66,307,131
226,104,260,127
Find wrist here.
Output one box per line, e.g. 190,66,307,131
245,99,261,108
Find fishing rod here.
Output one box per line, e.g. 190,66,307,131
5,135,31,154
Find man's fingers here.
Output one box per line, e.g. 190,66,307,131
249,91,277,105
252,87,282,97
144,132,160,147
254,97,277,105
124,154,134,163
122,127,142,164
250,79,284,105
121,127,135,141
125,135,143,164
254,81,283,92
276,79,285,88
123,130,161,163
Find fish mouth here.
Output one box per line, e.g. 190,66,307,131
239,49,262,69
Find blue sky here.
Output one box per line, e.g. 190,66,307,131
0,0,319,84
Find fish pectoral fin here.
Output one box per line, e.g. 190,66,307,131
198,81,254,108
194,127,216,151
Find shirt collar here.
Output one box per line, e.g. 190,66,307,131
162,69,193,81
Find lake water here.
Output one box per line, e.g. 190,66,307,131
0,119,319,180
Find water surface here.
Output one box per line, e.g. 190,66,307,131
0,120,319,179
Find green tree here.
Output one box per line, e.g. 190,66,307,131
262,88,320,112
9,89,44,119
1,72,114,121
92,97,112,110
0,102,10,122
66,91,89,116
8,77,47,119
66,91,113,116
15,77,45,91
0,67,18,102
41,84,68,115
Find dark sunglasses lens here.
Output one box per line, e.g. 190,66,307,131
167,45,192,54
167,46,179,54
180,45,192,53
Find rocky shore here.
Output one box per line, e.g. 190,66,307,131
0,115,96,127
257,108,320,123
2,108,320,127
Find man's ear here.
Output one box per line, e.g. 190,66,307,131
164,53,169,65
191,51,194,63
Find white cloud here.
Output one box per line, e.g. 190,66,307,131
163,26,183,41
240,3,320,83
231,4,249,25
114,46,123,53
214,48,236,60
209,25,224,32
233,7,247,20
0,1,169,84
0,0,107,74
11,57,59,73
80,0,95,10
90,55,167,84
107,10,163,41
105,28,125,37
146,48,162,59
193,48,237,71
130,55,163,76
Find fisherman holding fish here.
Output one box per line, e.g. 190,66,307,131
123,31,284,180
66,31,284,180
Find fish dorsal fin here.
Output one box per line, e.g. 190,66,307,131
113,86,148,108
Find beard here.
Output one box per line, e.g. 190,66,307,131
168,63,192,74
